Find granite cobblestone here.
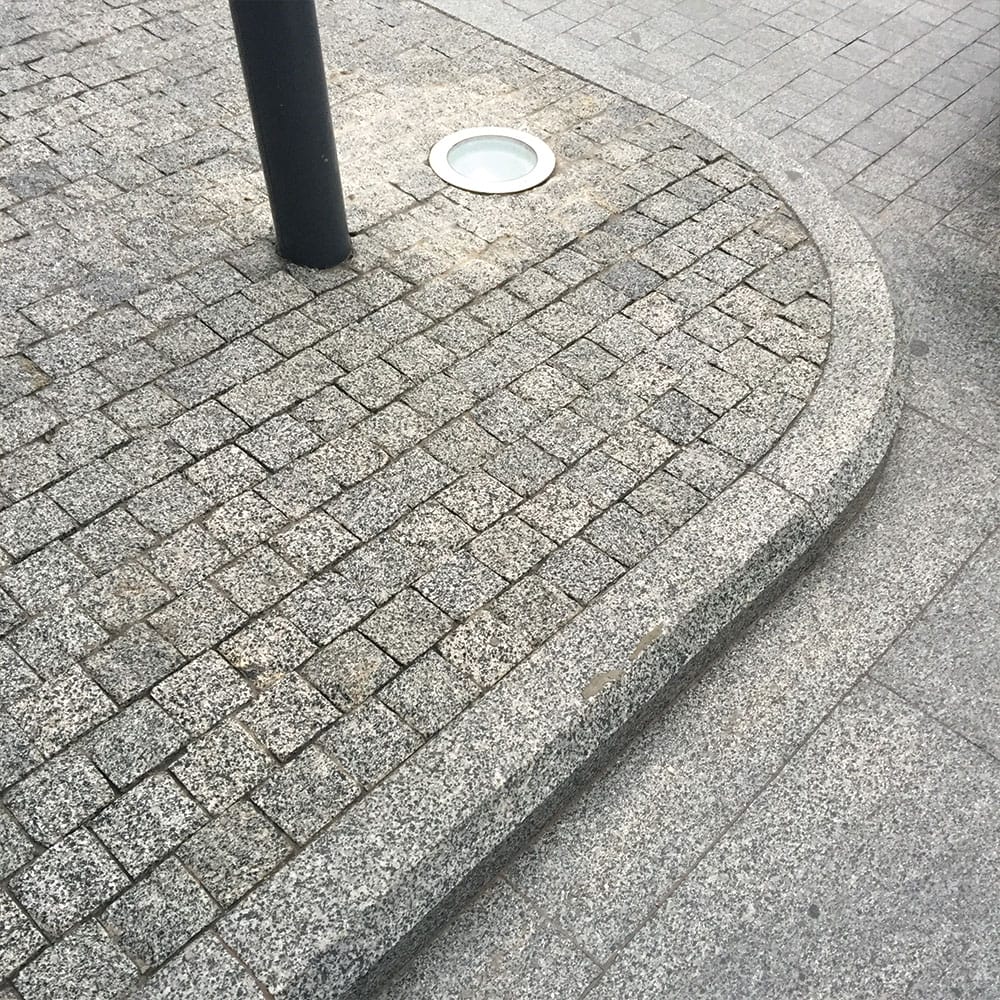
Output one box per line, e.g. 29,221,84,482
0,0,834,990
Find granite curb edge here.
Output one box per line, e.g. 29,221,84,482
208,6,904,997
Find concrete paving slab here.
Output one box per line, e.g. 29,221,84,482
587,680,1000,1000
874,528,1000,757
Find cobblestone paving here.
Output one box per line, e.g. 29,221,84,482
0,0,834,993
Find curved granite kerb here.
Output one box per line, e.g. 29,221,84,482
214,27,902,1000
673,98,903,528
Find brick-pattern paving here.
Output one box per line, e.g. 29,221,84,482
487,0,999,244
0,0,833,992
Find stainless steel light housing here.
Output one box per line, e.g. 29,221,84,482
429,127,555,194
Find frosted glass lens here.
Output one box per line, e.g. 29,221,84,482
446,135,538,183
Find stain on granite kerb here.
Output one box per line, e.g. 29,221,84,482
581,669,623,701
580,621,665,699
630,623,664,661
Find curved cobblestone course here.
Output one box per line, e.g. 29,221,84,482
0,0,840,996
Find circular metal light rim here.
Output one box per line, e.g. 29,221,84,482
429,127,556,194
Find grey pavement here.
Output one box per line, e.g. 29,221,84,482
0,0,994,994
0,0,860,994
373,398,1000,1000
428,0,1000,449
370,0,1000,996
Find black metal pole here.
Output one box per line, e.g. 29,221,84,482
228,0,352,268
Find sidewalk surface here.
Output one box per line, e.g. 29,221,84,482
371,0,1000,997
0,0,997,997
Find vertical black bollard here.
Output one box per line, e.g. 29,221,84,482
228,0,352,268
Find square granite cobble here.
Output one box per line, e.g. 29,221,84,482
12,923,138,1000
0,891,45,982
176,803,290,910
5,752,113,845
101,859,218,972
9,829,128,938
90,773,208,879
0,0,832,989
251,745,359,844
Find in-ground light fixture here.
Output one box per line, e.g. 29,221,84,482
429,127,555,194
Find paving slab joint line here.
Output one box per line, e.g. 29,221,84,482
208,9,906,1000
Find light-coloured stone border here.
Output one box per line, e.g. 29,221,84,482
211,6,904,997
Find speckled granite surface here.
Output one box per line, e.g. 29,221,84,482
0,0,900,996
